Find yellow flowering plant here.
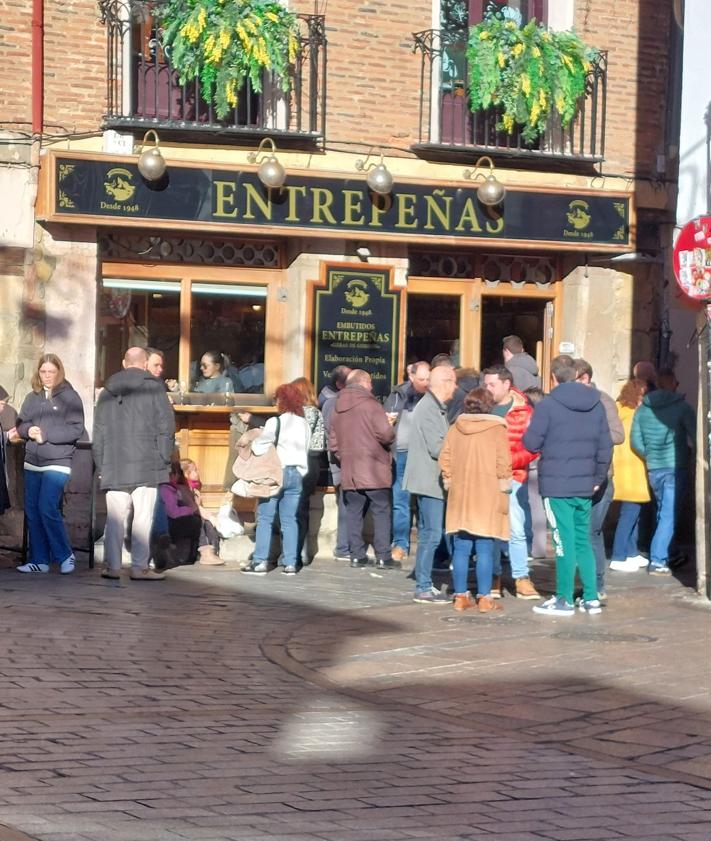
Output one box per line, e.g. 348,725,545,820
158,0,300,119
467,15,598,143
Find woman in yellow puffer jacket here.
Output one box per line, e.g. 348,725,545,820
609,378,651,572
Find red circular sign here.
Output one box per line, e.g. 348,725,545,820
673,216,711,300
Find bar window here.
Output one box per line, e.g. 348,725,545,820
190,283,267,394
98,278,180,386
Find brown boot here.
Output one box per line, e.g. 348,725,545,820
477,595,503,614
453,592,476,612
515,577,540,600
490,575,502,599
197,546,225,566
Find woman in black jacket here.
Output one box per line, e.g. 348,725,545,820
16,354,85,574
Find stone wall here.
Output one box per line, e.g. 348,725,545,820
558,263,660,396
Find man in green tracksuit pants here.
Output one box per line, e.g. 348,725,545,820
522,355,613,616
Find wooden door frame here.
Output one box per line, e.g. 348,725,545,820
405,277,478,368
405,276,562,373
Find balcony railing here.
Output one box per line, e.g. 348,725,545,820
99,0,326,145
412,29,607,168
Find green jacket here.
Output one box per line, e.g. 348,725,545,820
630,390,695,470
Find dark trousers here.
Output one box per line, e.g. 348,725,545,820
590,478,614,592
297,452,322,559
344,488,391,561
168,514,219,563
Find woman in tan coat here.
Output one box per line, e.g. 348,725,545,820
439,388,512,613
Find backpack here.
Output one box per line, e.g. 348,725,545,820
230,418,283,499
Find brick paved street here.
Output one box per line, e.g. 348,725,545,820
1,549,711,841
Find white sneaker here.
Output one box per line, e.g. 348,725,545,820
609,558,641,572
216,503,244,538
60,556,75,575
626,554,649,568
17,563,49,574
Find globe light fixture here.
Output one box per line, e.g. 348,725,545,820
463,155,506,206
355,151,394,195
137,130,167,182
247,138,286,189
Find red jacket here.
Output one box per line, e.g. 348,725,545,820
503,388,537,483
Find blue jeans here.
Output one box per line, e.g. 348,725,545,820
493,479,531,579
648,468,686,565
452,533,495,596
253,466,302,566
414,495,445,593
392,451,411,552
611,501,642,561
24,469,72,565
151,492,170,537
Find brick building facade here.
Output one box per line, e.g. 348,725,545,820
0,0,687,547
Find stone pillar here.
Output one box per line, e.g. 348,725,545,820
559,263,655,395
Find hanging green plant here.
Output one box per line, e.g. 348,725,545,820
157,0,300,119
466,15,599,143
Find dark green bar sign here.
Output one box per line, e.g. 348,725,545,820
311,266,400,401
55,157,631,246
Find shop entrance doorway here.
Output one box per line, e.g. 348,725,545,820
404,278,558,385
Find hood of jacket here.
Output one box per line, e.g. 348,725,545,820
508,388,530,412
104,367,158,401
453,413,507,435
508,352,539,376
642,389,685,410
549,381,601,413
335,384,378,413
49,380,75,399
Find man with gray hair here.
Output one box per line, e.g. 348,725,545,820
403,365,458,603
93,346,175,581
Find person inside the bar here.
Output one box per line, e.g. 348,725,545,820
194,351,233,394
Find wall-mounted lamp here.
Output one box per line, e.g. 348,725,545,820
355,150,394,195
137,130,167,181
463,155,506,206
247,138,286,189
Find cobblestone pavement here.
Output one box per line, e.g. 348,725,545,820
1,549,711,841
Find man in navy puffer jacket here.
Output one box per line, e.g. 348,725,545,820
523,355,612,617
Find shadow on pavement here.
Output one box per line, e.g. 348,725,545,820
0,554,709,841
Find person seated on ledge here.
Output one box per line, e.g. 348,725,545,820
194,351,233,394
159,461,224,566
180,458,229,536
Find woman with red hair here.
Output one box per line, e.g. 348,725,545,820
241,383,310,576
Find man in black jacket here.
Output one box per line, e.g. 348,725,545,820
93,347,175,581
522,355,612,617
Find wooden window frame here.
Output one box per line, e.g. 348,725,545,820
100,262,286,403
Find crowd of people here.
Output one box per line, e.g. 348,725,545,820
0,340,696,616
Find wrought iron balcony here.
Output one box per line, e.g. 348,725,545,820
412,29,607,169
98,1,326,146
